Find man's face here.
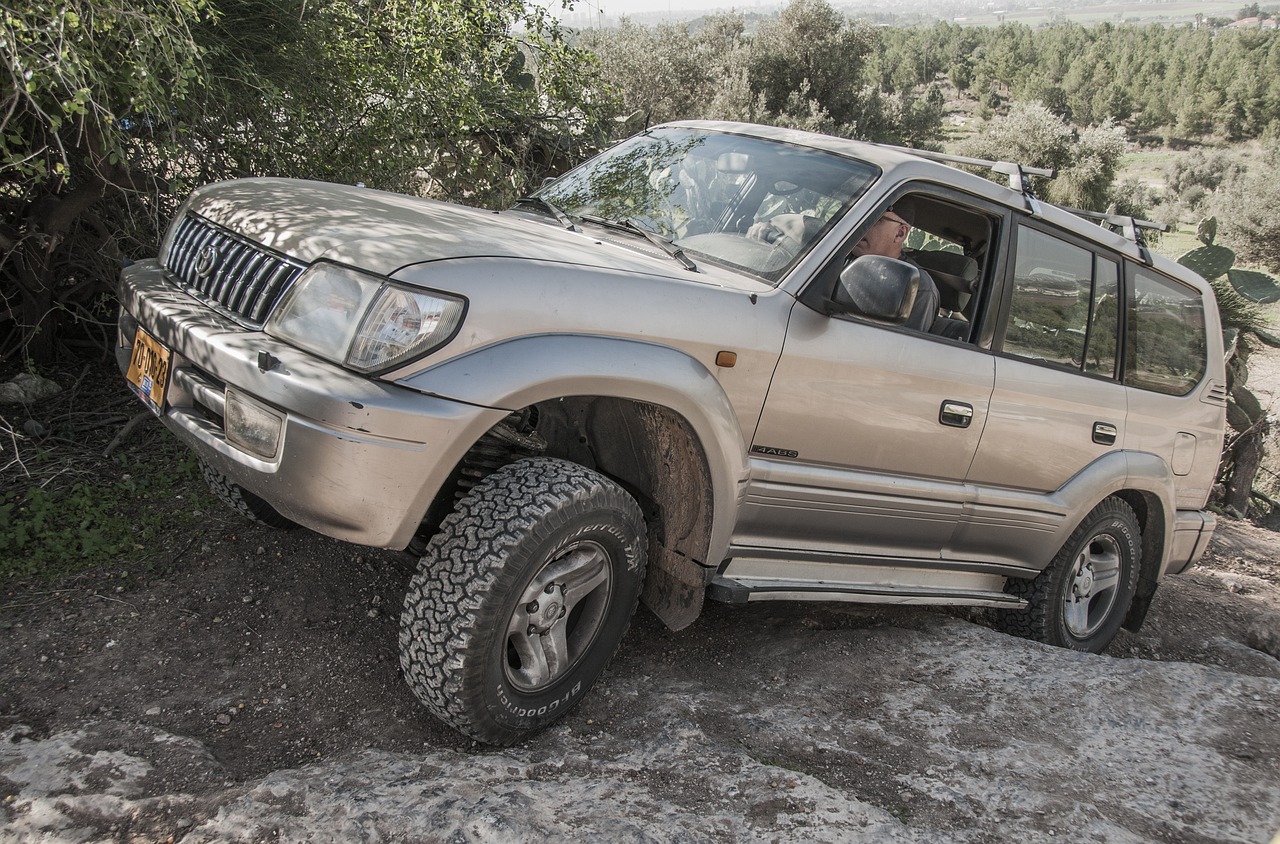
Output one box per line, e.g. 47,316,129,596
852,213,909,259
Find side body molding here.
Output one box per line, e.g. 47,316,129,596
399,334,752,578
959,450,1177,573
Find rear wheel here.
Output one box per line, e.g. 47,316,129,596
399,457,646,745
998,497,1140,653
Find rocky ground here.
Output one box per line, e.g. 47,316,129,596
3,336,1280,843
1,505,1278,843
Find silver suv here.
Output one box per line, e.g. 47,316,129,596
118,121,1226,745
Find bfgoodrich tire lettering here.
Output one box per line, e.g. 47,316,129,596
998,497,1140,653
399,457,647,745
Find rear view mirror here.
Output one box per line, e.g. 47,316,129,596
833,255,919,323
716,152,750,173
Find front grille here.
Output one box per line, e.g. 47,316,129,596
163,213,307,325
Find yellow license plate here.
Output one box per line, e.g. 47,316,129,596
126,327,172,414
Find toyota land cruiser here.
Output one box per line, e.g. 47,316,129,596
117,121,1226,745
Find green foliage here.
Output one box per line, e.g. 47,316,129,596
191,0,614,206
0,0,207,188
577,15,743,127
1167,150,1245,206
1212,143,1280,272
889,21,1280,143
747,0,879,131
2,0,614,366
1210,276,1265,333
578,0,943,145
0,448,205,582
1173,243,1263,333
1,0,211,362
956,103,1127,210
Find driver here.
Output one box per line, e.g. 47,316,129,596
748,198,940,332
853,199,939,332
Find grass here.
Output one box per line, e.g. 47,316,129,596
0,360,217,585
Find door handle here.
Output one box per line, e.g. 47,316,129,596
1093,422,1118,446
940,400,973,428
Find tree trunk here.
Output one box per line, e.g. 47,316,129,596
1225,426,1267,517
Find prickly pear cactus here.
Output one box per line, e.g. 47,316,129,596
1177,244,1236,281
1196,215,1217,246
1226,268,1280,304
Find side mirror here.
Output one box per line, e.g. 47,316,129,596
833,255,919,324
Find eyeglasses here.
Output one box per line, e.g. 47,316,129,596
879,214,909,227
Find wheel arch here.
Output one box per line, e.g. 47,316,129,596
1112,487,1168,632
1040,451,1176,633
400,335,750,630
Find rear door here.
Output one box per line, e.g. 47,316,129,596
956,224,1127,567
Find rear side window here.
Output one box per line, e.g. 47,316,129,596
1004,227,1120,377
1125,267,1207,395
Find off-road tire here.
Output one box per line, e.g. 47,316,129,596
996,497,1140,653
399,457,647,746
198,458,296,529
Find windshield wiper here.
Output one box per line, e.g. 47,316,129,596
512,196,578,232
620,218,698,272
577,214,698,272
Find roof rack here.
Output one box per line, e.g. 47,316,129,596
1060,207,1170,264
880,144,1056,198
882,143,1169,263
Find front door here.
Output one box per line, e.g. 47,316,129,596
734,303,995,561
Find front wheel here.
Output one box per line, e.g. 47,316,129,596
198,458,296,529
399,457,647,745
997,497,1141,653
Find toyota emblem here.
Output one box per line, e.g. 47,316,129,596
195,244,219,278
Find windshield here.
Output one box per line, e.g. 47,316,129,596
535,127,878,284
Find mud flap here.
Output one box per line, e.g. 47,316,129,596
641,542,710,631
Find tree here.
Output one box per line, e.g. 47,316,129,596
1,0,613,365
1213,143,1280,272
1,0,208,363
580,0,943,145
957,102,1126,211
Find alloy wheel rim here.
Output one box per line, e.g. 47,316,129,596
1063,533,1122,639
504,539,613,691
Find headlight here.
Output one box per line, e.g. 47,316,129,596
265,262,465,373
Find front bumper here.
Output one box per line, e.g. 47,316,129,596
117,260,507,549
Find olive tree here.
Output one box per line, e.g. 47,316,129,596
957,102,1127,211
1213,143,1280,273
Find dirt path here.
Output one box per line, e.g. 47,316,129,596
1,510,1278,842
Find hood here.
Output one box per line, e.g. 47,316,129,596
185,177,719,283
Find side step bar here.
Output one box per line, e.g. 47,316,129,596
707,574,1028,609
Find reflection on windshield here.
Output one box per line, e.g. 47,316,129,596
536,127,878,283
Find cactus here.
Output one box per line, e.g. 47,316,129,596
1174,224,1275,518
1175,241,1263,333
1226,268,1280,304
1196,215,1217,246
1180,218,1280,304
1177,244,1236,280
